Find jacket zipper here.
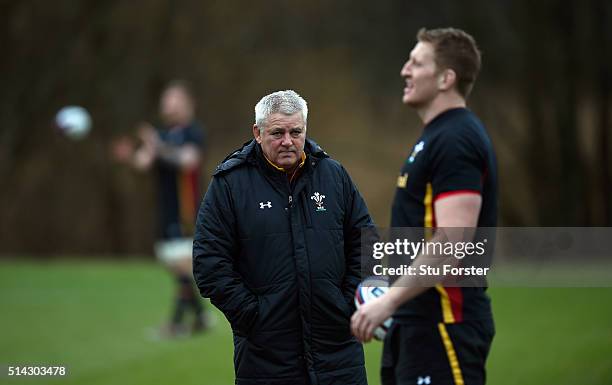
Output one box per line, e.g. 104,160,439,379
301,190,313,227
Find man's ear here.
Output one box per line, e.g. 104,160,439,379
253,124,262,143
437,69,457,91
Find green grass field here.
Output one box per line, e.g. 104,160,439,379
0,260,610,385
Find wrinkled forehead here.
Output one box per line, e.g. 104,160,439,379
264,112,305,129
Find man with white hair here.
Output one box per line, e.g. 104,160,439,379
193,90,373,385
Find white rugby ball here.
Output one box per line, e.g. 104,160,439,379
55,105,92,140
354,276,393,340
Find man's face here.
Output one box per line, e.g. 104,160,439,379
160,87,193,126
253,112,306,170
400,42,441,107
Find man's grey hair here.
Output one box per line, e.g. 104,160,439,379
254,90,308,131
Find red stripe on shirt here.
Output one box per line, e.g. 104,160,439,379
434,189,481,203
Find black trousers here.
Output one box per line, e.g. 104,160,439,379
381,319,494,385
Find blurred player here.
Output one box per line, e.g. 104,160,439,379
351,28,498,385
113,80,209,337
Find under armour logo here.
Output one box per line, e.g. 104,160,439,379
417,376,431,385
259,201,272,209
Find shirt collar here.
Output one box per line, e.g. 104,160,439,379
263,151,306,172
263,151,307,183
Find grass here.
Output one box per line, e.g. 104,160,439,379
0,260,610,385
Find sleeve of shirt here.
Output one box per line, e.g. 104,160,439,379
186,123,205,147
429,128,485,199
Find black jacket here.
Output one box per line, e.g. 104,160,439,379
193,139,373,385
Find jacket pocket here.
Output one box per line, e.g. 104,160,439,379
312,279,352,325
249,283,299,335
233,295,260,337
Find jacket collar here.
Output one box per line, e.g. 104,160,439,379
214,138,329,176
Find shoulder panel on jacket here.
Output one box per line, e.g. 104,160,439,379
213,140,257,176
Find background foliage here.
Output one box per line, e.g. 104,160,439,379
1,1,611,255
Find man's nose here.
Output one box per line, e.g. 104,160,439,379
281,133,292,146
400,61,410,77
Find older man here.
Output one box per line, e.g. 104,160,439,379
194,90,373,385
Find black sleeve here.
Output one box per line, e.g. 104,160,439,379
193,175,258,335
341,166,375,311
429,129,485,197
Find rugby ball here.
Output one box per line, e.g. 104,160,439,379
55,105,92,140
355,276,393,340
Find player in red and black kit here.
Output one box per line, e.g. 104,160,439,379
113,80,208,337
352,28,497,385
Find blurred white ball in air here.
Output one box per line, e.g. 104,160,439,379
56,105,92,140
